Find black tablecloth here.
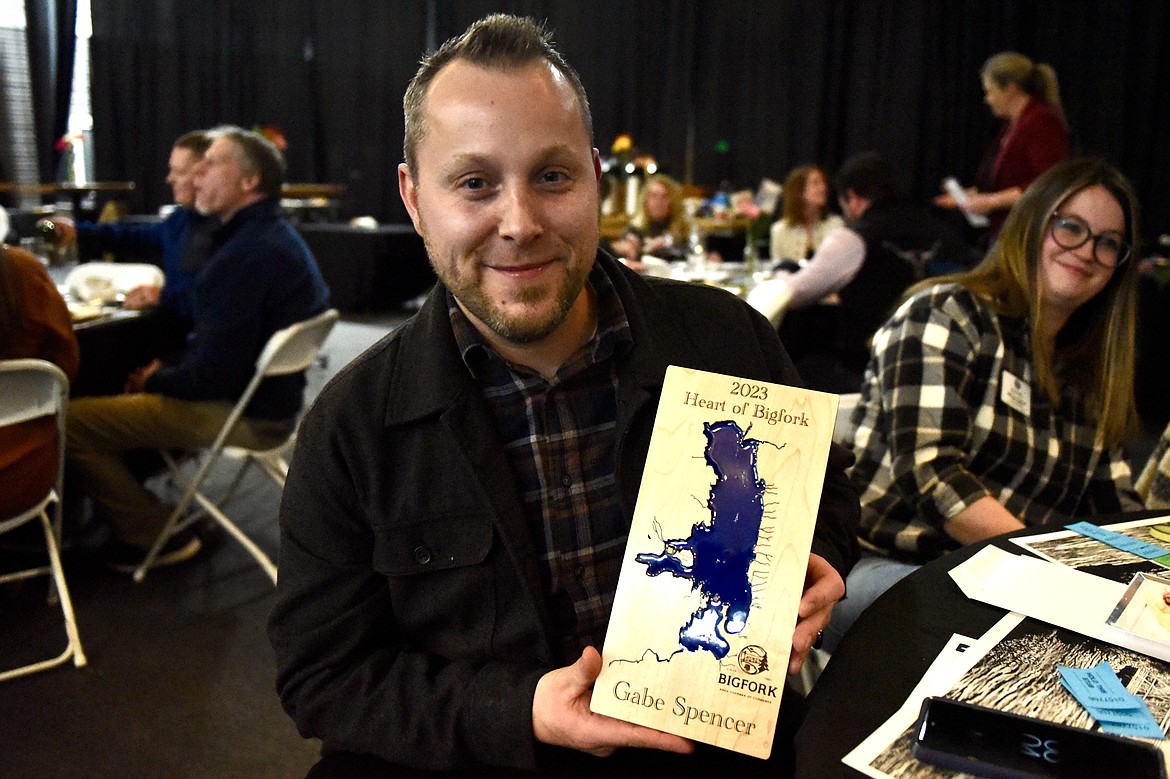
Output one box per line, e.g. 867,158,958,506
296,224,434,312
36,218,437,315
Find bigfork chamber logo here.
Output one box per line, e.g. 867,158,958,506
738,644,768,674
716,645,778,698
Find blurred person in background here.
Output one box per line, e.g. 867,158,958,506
935,52,1069,239
775,152,969,393
65,126,329,573
620,173,690,261
41,130,213,328
0,206,80,518
770,164,842,265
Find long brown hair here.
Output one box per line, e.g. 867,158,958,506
780,165,827,226
909,159,1141,447
633,174,688,243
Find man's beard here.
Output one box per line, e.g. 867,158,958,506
428,246,593,345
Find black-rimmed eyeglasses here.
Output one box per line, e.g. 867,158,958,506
1048,213,1131,268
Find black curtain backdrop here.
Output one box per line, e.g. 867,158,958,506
25,0,77,183
90,0,425,221
90,0,1170,240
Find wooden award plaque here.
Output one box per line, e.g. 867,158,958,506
590,366,839,758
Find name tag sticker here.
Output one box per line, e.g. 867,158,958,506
1000,370,1031,416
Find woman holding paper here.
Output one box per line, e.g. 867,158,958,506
935,52,1069,238
825,159,1145,652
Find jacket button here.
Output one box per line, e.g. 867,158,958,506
413,546,432,565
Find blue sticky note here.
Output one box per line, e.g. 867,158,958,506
1058,662,1166,740
1095,707,1166,740
1090,701,1165,739
1058,663,1132,709
1065,521,1170,559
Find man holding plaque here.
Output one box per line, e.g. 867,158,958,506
269,14,859,777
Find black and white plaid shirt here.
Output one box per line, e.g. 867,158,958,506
1138,425,1170,510
451,265,633,662
846,283,1141,562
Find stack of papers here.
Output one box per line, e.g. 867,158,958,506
842,614,1170,777
842,515,1170,777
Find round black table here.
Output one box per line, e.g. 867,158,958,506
793,511,1168,778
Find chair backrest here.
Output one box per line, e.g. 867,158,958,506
64,262,166,303
0,360,68,523
0,359,68,429
257,308,341,379
199,308,341,470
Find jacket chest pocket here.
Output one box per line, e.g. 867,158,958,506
374,511,494,575
372,511,498,653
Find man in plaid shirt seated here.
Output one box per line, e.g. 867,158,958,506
269,13,860,778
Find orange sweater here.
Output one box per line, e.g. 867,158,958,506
0,247,79,517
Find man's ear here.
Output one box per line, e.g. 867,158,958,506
240,172,262,195
398,163,423,235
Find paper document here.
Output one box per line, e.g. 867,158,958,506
950,546,1170,662
843,612,1170,777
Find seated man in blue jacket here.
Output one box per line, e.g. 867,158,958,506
269,15,858,778
48,130,213,320
67,125,330,571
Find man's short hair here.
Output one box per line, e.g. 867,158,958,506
173,130,212,157
206,125,286,199
402,13,593,173
834,152,903,203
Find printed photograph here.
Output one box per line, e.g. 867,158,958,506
1109,573,1170,646
1014,518,1170,585
866,617,1170,777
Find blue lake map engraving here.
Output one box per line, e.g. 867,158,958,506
634,420,773,660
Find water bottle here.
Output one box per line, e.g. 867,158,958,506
743,236,758,277
687,224,706,277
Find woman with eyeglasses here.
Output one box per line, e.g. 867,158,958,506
822,159,1144,652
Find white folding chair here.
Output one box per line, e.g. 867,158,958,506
133,308,340,585
0,359,87,681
